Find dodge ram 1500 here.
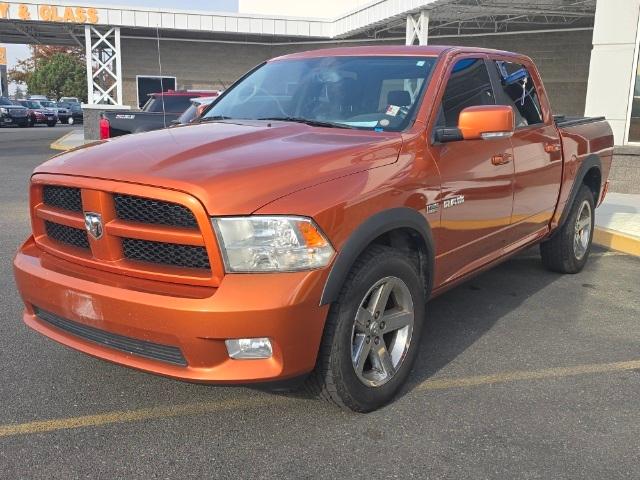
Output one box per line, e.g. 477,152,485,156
14,46,613,412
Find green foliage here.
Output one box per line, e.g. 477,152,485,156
25,52,86,101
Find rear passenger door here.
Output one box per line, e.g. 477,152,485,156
429,56,515,286
488,58,563,243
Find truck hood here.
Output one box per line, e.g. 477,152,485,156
36,121,403,214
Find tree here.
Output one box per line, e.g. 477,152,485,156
8,46,86,100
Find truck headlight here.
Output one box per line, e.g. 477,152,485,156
212,216,335,272
0,107,7,114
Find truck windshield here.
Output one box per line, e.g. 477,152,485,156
202,56,437,131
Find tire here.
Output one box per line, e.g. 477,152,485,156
305,245,426,412
27,117,34,127
47,121,56,127
540,184,595,274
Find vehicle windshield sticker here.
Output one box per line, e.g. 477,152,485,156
379,119,390,127
416,60,426,67
385,105,400,116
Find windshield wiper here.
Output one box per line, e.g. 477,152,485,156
257,117,356,129
197,115,234,123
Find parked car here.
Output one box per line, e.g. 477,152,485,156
57,102,84,124
39,100,73,124
59,97,81,104
18,100,58,127
13,46,613,412
174,95,220,125
0,97,29,127
100,90,220,138
27,95,50,102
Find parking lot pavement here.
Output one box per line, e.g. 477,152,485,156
1,127,639,479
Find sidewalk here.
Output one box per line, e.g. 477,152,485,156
50,129,88,151
595,192,640,256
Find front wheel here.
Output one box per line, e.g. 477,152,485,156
306,245,426,412
540,184,595,273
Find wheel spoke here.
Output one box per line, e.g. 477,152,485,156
381,308,413,333
352,333,371,374
576,216,590,231
369,279,394,316
372,340,395,378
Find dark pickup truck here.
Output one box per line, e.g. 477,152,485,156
100,90,219,139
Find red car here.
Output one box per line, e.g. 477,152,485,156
18,100,58,127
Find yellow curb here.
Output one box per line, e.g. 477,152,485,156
593,226,640,257
49,130,77,151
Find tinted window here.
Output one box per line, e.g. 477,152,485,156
439,58,494,127
142,95,192,113
493,61,543,127
203,56,437,131
0,97,12,106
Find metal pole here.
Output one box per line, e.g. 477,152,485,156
114,27,123,105
84,25,93,104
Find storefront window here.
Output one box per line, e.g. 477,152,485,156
628,49,640,142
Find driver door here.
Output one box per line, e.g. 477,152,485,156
429,57,515,286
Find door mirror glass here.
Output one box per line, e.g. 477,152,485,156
458,105,514,140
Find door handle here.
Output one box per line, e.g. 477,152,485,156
491,153,512,166
544,143,561,153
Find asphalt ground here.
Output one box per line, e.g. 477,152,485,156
1,126,639,479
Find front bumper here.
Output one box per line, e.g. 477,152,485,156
14,237,330,383
0,115,28,126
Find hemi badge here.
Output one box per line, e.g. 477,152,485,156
426,203,439,214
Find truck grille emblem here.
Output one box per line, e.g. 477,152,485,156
84,212,103,240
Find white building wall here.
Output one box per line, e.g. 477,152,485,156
238,0,372,19
585,0,640,145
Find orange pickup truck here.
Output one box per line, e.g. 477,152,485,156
14,46,613,412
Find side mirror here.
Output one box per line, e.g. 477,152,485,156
458,105,514,141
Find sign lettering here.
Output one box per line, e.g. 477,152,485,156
0,3,99,23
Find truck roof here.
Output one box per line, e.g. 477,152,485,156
271,45,528,62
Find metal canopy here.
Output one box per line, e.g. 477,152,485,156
0,0,596,47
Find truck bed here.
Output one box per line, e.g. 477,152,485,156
554,115,606,128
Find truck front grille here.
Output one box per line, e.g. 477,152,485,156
34,307,188,366
43,185,82,212
32,179,218,286
114,194,198,228
122,238,210,269
45,220,90,249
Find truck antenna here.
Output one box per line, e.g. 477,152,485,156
155,25,167,129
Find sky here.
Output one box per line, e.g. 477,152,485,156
3,0,239,81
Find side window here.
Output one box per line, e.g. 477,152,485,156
438,58,495,128
493,60,543,127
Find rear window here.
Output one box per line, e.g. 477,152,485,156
142,95,192,113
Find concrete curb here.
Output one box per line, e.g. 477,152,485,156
49,131,77,151
593,227,640,257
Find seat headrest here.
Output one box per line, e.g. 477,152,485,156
387,90,412,107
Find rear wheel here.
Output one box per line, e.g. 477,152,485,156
306,245,426,412
540,184,594,273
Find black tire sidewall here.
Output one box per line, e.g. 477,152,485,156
329,250,425,411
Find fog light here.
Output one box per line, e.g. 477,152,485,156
225,338,272,359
